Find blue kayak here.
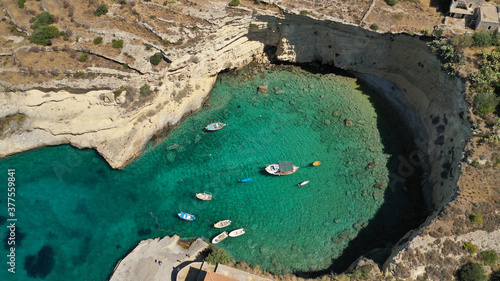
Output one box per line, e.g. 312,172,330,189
239,178,252,182
178,212,195,221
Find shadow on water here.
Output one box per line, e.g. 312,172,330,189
271,64,429,277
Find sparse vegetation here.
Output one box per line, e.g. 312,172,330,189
228,0,240,6
112,39,124,49
94,36,103,45
94,4,109,17
463,241,478,254
469,50,500,115
479,250,498,265
469,213,483,225
473,30,493,47
370,23,379,31
429,40,463,77
144,43,152,50
139,84,152,97
300,10,308,16
79,53,88,62
114,86,126,98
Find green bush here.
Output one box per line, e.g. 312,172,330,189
474,91,500,116
31,12,55,30
433,29,444,38
299,10,308,16
228,0,240,6
18,0,26,8
149,52,163,65
112,39,124,49
429,40,463,76
140,84,152,97
114,86,125,97
479,250,498,265
93,36,103,45
457,263,486,281
144,43,152,50
474,30,493,47
79,53,88,62
370,23,379,31
386,0,398,6
204,248,231,265
463,241,478,254
94,4,108,17
449,34,474,50
469,213,483,225
29,25,61,46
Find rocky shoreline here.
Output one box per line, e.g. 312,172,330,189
1,1,494,279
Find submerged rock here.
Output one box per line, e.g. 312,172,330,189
366,161,377,170
324,119,331,125
345,118,352,126
374,183,384,189
258,85,268,95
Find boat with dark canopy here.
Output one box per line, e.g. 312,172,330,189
265,161,299,176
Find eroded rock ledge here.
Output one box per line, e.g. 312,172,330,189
0,12,470,277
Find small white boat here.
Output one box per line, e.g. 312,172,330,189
214,220,231,228
205,122,226,131
298,180,310,186
212,231,228,244
195,192,212,201
229,228,246,237
265,161,299,176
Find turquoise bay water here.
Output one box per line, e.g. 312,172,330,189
0,65,418,280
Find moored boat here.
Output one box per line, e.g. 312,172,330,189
178,212,195,221
205,122,226,131
265,161,299,176
228,228,245,237
239,178,252,183
212,231,228,244
312,161,321,166
195,192,212,201
298,180,310,186
214,220,231,228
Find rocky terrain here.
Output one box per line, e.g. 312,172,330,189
1,0,499,280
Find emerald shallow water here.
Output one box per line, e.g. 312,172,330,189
0,65,422,280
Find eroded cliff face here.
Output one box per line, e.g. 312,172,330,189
1,13,470,277
246,15,470,275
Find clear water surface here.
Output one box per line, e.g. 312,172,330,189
0,65,417,280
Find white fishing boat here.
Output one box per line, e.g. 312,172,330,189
214,220,231,228
205,122,226,131
212,231,228,244
298,180,310,186
195,192,212,201
228,228,246,237
265,161,299,176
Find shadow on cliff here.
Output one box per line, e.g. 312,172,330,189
294,70,428,277
243,16,430,276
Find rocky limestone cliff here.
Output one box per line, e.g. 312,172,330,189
1,11,472,278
